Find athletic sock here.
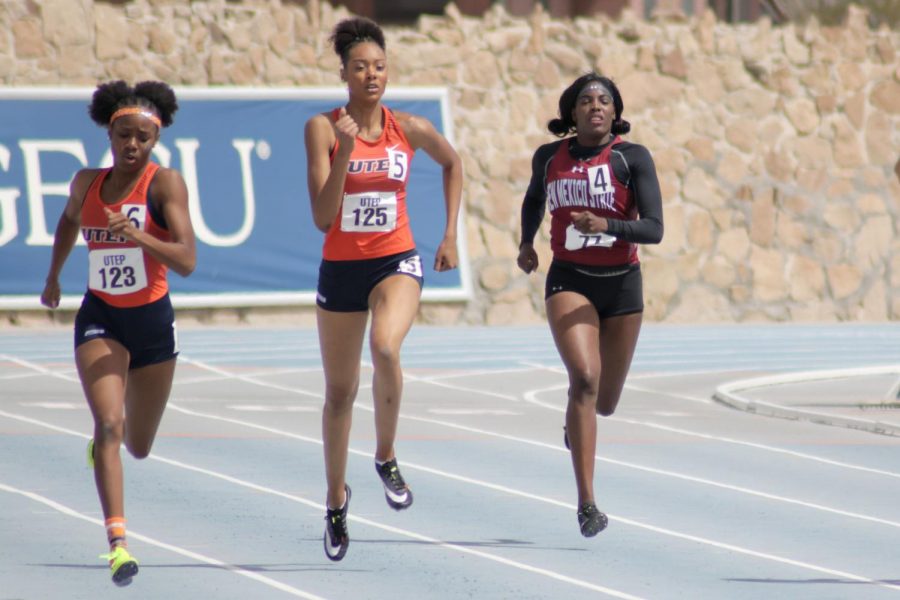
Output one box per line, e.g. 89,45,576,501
105,517,127,549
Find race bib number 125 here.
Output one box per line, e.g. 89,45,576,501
341,191,398,232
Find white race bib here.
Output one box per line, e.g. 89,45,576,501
341,192,398,232
88,248,148,295
564,223,616,251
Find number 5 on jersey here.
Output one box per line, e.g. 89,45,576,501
387,147,408,182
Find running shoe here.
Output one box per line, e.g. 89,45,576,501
323,485,351,561
375,458,413,510
100,545,138,586
87,438,95,469
577,502,608,537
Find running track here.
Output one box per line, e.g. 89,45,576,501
1,323,899,599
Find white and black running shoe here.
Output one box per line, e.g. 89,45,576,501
375,458,413,510
324,485,351,561
577,502,608,537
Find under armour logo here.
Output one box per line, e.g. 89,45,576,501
571,165,586,173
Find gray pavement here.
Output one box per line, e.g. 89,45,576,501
714,366,900,437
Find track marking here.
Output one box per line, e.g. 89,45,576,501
7,354,900,591
520,361,713,405
0,481,326,599
228,405,318,413
427,408,521,416
0,409,644,600
159,406,900,590
519,375,900,481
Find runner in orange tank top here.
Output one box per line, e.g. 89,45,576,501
80,162,170,307
305,16,462,562
321,104,416,261
41,80,196,586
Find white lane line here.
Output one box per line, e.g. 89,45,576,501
18,402,82,410
399,397,900,531
519,361,713,405
0,354,73,380
615,417,900,480
0,371,48,381
428,409,521,416
8,355,900,587
520,383,900,480
0,410,643,600
412,367,538,382
177,356,900,508
175,367,324,387
228,405,318,413
9,351,900,482
143,406,900,590
364,360,517,402
177,357,321,399
0,481,326,600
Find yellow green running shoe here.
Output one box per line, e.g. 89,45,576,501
100,546,138,586
86,439,95,469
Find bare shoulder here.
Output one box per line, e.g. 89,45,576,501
70,168,103,196
393,111,437,148
148,167,188,207
394,111,433,135
152,166,185,186
305,111,335,145
306,111,334,133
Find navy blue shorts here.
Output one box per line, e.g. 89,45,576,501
74,291,178,369
545,261,643,319
316,249,424,312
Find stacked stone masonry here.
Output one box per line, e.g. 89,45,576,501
2,0,898,325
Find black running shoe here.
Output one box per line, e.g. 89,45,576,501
577,502,608,537
375,458,413,510
324,485,351,561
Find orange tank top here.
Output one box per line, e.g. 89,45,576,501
80,163,170,307
322,106,416,261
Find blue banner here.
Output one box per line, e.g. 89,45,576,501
0,88,471,308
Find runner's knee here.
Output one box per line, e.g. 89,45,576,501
568,368,599,402
369,341,401,370
94,419,124,446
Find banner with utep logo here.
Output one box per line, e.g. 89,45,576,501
0,87,471,308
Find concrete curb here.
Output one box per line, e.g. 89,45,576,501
713,365,900,438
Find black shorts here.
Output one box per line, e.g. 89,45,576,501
316,249,424,312
74,291,178,369
545,260,643,319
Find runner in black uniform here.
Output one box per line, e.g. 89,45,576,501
517,73,663,537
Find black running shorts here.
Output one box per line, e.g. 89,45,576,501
74,291,178,369
316,249,424,312
545,260,643,319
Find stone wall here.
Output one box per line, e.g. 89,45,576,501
2,0,898,325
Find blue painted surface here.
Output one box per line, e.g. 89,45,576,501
1,324,899,599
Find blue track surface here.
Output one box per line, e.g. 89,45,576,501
1,323,899,599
